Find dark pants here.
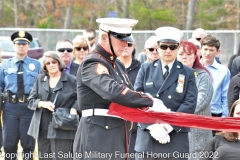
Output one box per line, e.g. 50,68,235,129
38,131,73,160
3,102,35,160
0,112,3,152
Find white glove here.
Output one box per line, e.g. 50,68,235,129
147,98,171,112
147,123,168,142
161,123,173,133
158,134,170,144
145,93,153,98
157,124,173,144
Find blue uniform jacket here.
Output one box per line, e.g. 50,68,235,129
134,59,197,156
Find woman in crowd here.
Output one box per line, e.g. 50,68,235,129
200,99,240,160
177,40,213,160
27,51,78,160
72,35,91,64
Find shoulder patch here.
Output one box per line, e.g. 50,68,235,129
95,63,109,75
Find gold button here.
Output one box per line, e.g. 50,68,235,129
105,126,109,129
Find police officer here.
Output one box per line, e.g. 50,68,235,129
134,27,198,160
0,31,41,160
73,18,170,160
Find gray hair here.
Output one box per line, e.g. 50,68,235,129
42,51,66,73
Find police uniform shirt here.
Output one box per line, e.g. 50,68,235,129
0,56,41,94
161,59,174,76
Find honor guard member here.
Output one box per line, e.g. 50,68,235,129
0,31,41,160
134,27,198,160
73,18,170,160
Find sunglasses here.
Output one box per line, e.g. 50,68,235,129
127,43,134,47
196,38,201,41
75,46,88,51
45,60,58,66
159,44,179,51
148,48,158,52
88,37,95,41
57,48,73,53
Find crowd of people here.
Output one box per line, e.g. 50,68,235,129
0,17,239,160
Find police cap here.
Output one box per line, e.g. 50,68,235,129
11,31,33,44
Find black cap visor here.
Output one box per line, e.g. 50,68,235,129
159,39,179,44
110,31,133,42
14,40,29,44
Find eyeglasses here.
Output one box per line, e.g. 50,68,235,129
57,48,73,53
159,44,179,51
88,37,95,41
75,46,88,51
148,48,158,52
196,38,201,41
127,43,134,47
45,60,58,66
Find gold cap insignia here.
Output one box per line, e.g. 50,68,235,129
130,23,136,28
110,56,114,61
18,31,25,38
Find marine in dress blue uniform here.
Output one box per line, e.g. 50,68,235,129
134,27,198,160
0,31,41,160
73,18,170,160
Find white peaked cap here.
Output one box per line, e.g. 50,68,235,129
155,27,183,43
96,18,138,34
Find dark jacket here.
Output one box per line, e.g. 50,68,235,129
227,73,240,109
230,56,240,78
70,61,79,76
73,45,153,160
27,72,78,139
228,54,237,72
126,57,141,86
134,59,197,156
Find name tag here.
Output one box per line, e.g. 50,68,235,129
146,82,153,85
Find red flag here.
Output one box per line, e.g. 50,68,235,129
108,103,240,132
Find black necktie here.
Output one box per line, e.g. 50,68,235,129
17,60,24,99
163,65,169,80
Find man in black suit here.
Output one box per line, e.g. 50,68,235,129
134,27,198,160
56,39,79,76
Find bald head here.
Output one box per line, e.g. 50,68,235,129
144,36,158,49
192,28,207,39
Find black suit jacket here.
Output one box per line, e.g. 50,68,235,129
230,56,240,78
70,62,79,76
134,59,197,156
